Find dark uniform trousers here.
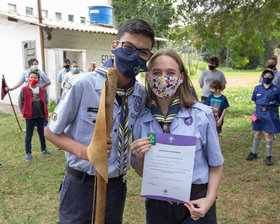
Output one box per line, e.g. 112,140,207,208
58,166,127,224
145,186,217,224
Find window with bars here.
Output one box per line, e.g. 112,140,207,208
80,16,86,24
8,3,16,12
55,12,62,20
26,7,33,15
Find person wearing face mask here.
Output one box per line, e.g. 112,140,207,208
57,58,71,96
199,56,227,103
246,70,280,165
60,60,81,91
205,80,230,144
18,71,52,162
44,19,155,224
5,58,51,92
130,49,223,224
259,56,280,86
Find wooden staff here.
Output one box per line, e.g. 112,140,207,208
2,75,23,132
87,68,118,223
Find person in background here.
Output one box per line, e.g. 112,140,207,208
205,80,230,144
88,61,97,72
18,71,52,162
57,59,71,96
44,19,155,224
260,56,280,86
5,58,51,92
130,48,223,224
199,56,227,103
61,61,81,89
246,70,280,165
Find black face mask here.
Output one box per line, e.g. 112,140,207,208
64,65,70,69
267,64,276,69
209,65,216,70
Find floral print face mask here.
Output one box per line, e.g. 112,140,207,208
148,75,183,98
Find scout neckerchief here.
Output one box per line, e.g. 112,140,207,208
96,58,136,183
116,79,135,183
151,96,180,134
95,58,114,77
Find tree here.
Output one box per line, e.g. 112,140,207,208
176,0,280,67
112,0,175,37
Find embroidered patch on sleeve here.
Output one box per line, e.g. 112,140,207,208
52,112,57,121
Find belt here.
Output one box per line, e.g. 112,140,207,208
257,106,277,112
66,165,123,183
168,184,208,205
191,183,208,194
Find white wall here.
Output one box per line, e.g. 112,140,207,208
0,0,114,26
44,28,115,69
0,15,42,105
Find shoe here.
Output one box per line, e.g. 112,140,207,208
0,163,3,167
42,150,53,155
25,153,32,161
246,152,258,160
266,156,274,166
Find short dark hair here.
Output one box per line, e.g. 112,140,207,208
29,71,40,79
210,80,222,90
64,58,70,63
268,56,277,64
208,56,220,67
116,19,155,48
28,58,38,67
261,69,275,78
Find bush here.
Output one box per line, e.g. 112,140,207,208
48,100,56,113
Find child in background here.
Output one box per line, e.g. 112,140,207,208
246,69,280,165
205,80,229,144
18,71,52,161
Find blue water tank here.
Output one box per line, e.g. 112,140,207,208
88,6,112,25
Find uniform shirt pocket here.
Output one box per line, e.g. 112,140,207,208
81,110,97,125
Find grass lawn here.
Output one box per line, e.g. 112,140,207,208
1,73,280,223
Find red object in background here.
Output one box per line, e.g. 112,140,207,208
1,77,8,100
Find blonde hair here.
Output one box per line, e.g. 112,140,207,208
146,48,196,109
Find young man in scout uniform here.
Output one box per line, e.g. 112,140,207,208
45,19,155,224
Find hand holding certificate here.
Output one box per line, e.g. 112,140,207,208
141,133,196,203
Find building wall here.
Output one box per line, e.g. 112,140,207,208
0,15,42,105
44,28,115,68
0,0,114,26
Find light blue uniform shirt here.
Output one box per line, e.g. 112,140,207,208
57,68,69,83
272,71,280,86
131,102,224,184
48,68,146,178
20,69,50,87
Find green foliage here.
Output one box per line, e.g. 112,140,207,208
48,100,56,113
1,70,280,223
111,0,175,37
176,0,280,68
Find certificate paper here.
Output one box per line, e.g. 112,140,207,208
141,133,196,203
